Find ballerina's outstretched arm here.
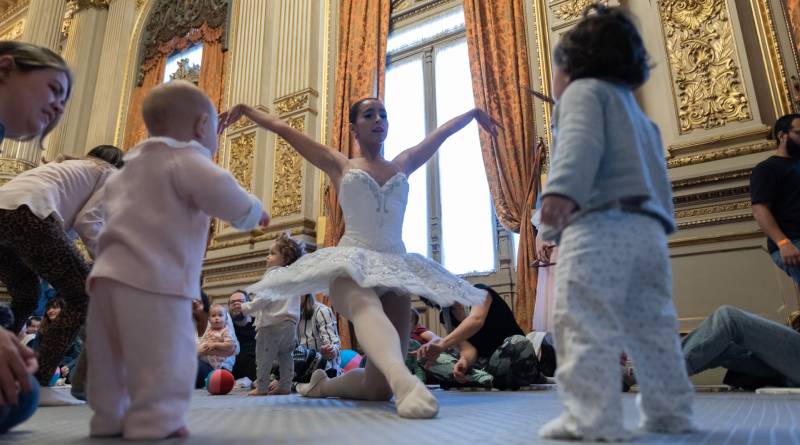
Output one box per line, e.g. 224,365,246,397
219,104,349,185
392,108,500,176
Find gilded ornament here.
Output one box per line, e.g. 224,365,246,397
671,168,750,190
62,0,110,39
230,132,255,191
552,0,606,21
667,141,773,168
659,0,752,133
0,19,24,41
674,200,750,219
676,213,751,229
270,116,305,217
274,93,310,116
673,185,750,206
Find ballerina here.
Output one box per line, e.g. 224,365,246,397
219,97,499,418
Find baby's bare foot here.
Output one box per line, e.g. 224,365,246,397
167,426,189,439
248,388,269,396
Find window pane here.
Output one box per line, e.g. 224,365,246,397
435,39,495,274
163,44,203,83
512,232,520,270
387,6,465,55
384,55,429,257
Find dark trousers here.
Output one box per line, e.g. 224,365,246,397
0,206,90,386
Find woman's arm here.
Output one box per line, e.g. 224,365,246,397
418,293,491,361
392,108,499,176
220,104,349,185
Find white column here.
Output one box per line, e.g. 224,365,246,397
84,0,137,150
46,1,110,159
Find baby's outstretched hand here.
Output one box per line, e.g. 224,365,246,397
473,108,502,138
258,211,270,228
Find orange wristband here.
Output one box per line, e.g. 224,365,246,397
778,238,791,248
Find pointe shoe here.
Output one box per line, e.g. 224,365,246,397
395,381,439,419
296,369,328,398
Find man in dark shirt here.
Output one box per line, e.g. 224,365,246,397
228,290,257,381
751,113,800,285
677,115,800,390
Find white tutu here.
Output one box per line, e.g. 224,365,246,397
246,168,486,307
246,245,486,307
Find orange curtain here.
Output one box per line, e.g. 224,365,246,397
464,0,541,331
123,56,166,150
123,23,226,151
323,0,390,349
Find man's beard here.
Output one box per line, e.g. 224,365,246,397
787,138,800,159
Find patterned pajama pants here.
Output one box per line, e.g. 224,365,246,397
551,210,694,438
0,206,90,386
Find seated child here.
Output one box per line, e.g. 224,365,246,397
242,233,304,396
197,304,236,382
86,80,269,440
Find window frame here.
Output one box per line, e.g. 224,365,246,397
386,12,499,277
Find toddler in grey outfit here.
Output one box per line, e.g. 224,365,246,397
242,233,305,395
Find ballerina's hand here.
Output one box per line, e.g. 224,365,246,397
218,104,251,134
473,108,502,138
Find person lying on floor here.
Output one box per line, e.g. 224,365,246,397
417,284,546,389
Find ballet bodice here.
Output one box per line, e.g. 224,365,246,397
337,168,408,254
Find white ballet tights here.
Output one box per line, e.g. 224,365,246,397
296,277,438,418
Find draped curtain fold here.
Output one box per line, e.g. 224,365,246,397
463,0,541,331
322,0,390,349
123,23,226,150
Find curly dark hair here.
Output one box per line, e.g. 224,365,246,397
553,4,650,89
274,232,305,266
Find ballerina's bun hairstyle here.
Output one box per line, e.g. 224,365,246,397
553,4,650,89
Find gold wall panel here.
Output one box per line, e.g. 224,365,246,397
230,132,255,192
658,0,752,134
270,116,305,217
552,0,605,21
0,18,23,40
667,140,773,168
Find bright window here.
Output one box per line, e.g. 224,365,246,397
163,44,203,84
385,6,496,275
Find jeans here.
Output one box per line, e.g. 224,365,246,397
770,239,800,287
682,305,800,386
0,375,38,434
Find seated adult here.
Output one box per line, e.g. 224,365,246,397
682,305,800,389
418,284,545,388
296,295,341,379
228,290,257,381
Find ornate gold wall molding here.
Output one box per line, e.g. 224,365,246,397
674,199,750,219
667,140,774,168
0,17,23,40
274,89,318,117
669,230,761,247
270,116,305,217
204,270,265,284
207,223,316,251
667,126,770,157
753,0,793,117
204,249,269,266
204,260,267,278
658,0,752,134
551,0,606,21
62,0,109,39
676,213,752,230
391,0,458,23
673,185,750,206
671,168,750,190
229,132,255,192
0,158,34,176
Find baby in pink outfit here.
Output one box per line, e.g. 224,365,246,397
86,81,269,440
198,304,236,370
